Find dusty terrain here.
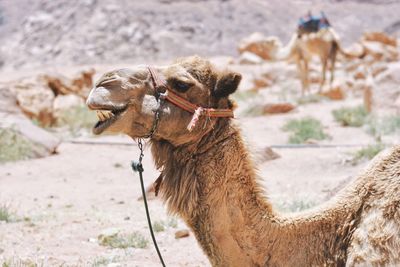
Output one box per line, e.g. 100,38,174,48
1,0,400,70
1,0,400,266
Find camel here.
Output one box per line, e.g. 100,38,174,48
87,56,400,266
272,27,365,95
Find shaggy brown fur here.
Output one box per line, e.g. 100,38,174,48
274,28,365,95
87,56,400,266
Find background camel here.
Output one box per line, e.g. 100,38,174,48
87,56,400,266
271,27,365,95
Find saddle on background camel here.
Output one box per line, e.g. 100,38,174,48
298,11,331,36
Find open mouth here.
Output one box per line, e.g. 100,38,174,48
93,107,126,135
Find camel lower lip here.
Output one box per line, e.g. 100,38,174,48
92,108,126,135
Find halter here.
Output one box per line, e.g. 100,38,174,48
147,66,234,133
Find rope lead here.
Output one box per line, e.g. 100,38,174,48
131,139,166,267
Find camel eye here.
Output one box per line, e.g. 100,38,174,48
175,81,192,92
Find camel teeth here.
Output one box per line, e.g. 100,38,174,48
96,110,114,121
103,110,113,119
96,110,106,121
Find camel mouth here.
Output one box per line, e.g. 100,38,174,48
92,107,127,135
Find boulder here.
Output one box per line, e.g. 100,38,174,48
175,229,190,239
238,32,280,60
361,40,399,61
239,51,264,65
375,62,400,84
263,103,296,114
53,94,85,118
320,85,345,100
2,117,60,155
0,86,60,159
251,77,272,91
371,64,388,77
363,32,397,47
11,80,55,127
260,147,281,162
353,69,366,80
42,69,95,98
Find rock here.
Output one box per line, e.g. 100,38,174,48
341,42,365,60
363,32,397,47
371,64,388,77
353,67,366,80
88,237,97,243
361,40,399,61
0,86,60,159
344,78,355,89
0,85,20,114
7,70,95,127
345,60,364,73
262,103,296,114
361,41,386,60
260,147,280,162
11,80,55,127
175,229,190,239
320,86,345,100
305,139,320,144
239,51,264,65
251,77,272,91
8,118,60,155
238,32,280,60
43,69,95,98
375,62,400,84
53,94,85,118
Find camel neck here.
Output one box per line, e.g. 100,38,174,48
151,121,278,265
151,121,359,266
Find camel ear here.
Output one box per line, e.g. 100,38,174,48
214,72,241,98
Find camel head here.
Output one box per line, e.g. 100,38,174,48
86,56,241,145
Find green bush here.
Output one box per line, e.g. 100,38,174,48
152,220,165,232
55,105,97,131
282,117,328,144
99,232,148,249
332,106,368,127
367,115,400,137
0,127,43,163
0,204,15,222
352,143,385,164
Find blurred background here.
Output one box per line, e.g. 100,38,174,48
0,0,400,70
0,0,399,266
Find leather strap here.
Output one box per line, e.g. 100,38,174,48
147,66,234,132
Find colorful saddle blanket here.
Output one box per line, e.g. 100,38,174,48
298,12,331,35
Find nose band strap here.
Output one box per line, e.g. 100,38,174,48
147,67,234,131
